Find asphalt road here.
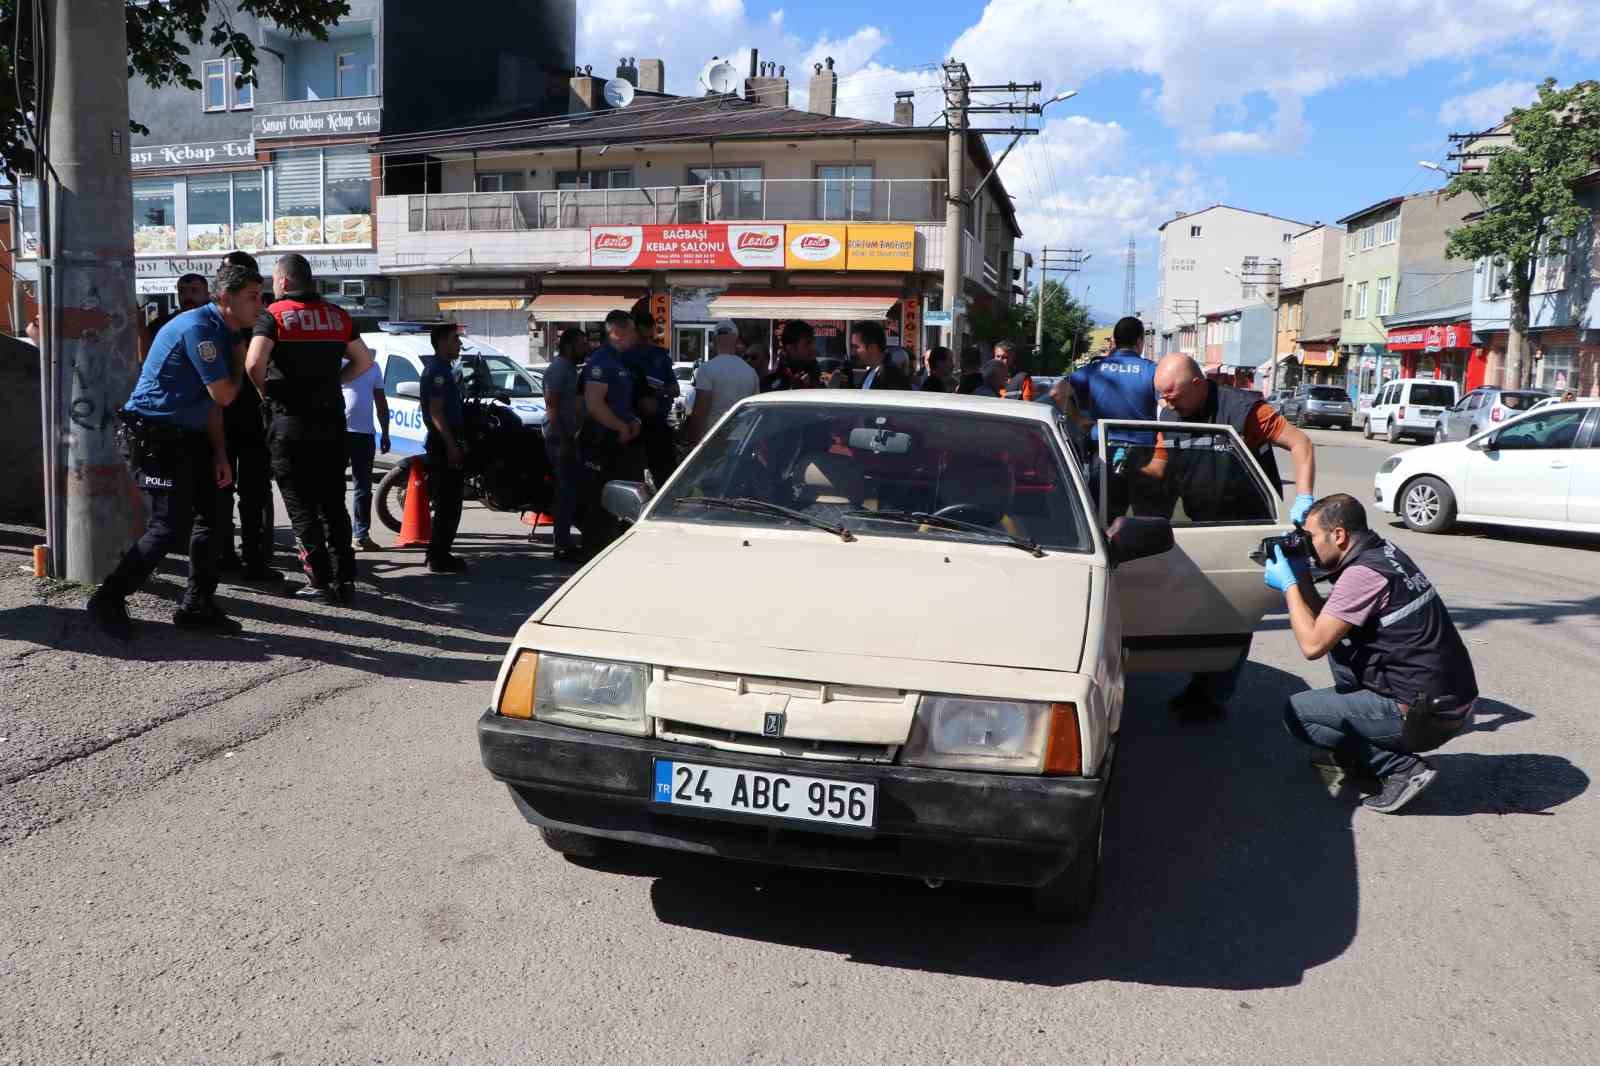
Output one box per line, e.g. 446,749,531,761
3,426,1598,1065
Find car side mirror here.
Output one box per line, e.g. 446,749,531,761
1469,435,1495,452
1106,516,1174,568
602,481,651,525
395,381,420,399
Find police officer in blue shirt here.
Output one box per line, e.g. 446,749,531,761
580,309,645,550
419,322,469,573
86,263,263,639
627,302,680,489
1069,316,1159,515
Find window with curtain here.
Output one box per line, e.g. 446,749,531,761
234,172,265,249
186,173,233,252
690,165,762,219
273,149,323,244
817,164,873,220
323,147,373,244
132,178,178,253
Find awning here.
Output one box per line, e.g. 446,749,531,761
436,296,529,312
528,293,643,322
706,291,900,321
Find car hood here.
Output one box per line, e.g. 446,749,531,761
539,522,1091,673
503,398,547,426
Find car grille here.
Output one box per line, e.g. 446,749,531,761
656,719,898,763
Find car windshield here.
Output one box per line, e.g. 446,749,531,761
675,365,695,381
650,403,1092,552
1410,384,1456,406
1310,386,1346,401
1500,391,1545,410
463,354,538,398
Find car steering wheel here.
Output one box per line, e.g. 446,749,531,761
931,504,1001,527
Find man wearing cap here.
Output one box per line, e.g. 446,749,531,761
685,320,758,444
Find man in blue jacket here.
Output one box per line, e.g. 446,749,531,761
1069,316,1158,516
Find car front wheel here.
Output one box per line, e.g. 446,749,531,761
1401,476,1457,534
540,827,609,859
1362,417,1374,440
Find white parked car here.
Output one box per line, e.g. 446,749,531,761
670,360,697,424
477,392,1291,919
1362,378,1460,443
1374,401,1600,534
363,323,546,459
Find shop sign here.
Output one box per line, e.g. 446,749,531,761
901,296,921,343
253,107,381,140
131,139,254,170
589,225,785,269
925,310,952,327
649,292,671,345
847,224,916,272
784,224,847,270
1386,322,1470,351
134,251,379,280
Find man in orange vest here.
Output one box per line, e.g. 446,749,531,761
994,339,1034,400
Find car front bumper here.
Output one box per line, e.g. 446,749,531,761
1373,469,1400,514
478,712,1110,888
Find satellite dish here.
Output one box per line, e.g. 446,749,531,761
699,58,740,96
603,78,635,108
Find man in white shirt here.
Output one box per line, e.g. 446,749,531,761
342,356,390,550
686,320,758,443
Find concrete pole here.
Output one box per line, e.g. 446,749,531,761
44,0,139,581
941,62,967,349
1034,249,1046,353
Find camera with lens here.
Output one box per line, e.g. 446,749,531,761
1249,527,1312,567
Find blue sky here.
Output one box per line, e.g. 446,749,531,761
582,0,1600,320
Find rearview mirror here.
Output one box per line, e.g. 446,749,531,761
395,381,421,399
602,481,650,525
847,427,913,454
1106,516,1174,567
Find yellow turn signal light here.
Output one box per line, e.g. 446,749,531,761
497,651,539,719
1043,702,1082,776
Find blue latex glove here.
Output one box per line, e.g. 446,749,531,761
1290,493,1315,526
1264,545,1309,593
1110,446,1128,467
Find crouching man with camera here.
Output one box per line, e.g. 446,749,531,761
1267,493,1478,813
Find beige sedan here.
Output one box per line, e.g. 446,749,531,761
479,391,1288,919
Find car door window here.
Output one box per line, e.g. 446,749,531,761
1098,420,1278,526
383,355,419,398
1466,392,1486,411
1494,409,1587,450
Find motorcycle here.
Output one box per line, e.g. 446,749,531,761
374,364,554,534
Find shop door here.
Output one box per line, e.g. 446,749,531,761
675,325,713,364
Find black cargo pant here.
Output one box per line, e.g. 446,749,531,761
424,436,465,564
219,426,275,569
100,423,221,609
641,421,678,490
578,430,644,553
267,409,354,588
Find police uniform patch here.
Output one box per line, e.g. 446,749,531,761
432,375,445,386
590,366,604,379
197,340,218,363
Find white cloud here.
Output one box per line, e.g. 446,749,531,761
1439,80,1538,128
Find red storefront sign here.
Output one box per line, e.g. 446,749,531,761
588,224,787,269
1386,322,1471,352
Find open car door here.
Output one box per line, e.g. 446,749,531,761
1097,419,1292,674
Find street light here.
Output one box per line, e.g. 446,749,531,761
1047,89,1079,106
971,89,1081,203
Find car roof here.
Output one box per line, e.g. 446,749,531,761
360,332,506,359
740,389,1059,424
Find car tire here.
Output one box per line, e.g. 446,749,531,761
1295,409,1307,428
539,827,609,859
375,457,415,534
1362,417,1374,440
1401,476,1457,534
1031,801,1104,922
1434,427,1446,444
1386,420,1402,445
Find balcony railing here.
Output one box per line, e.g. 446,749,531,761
401,179,944,234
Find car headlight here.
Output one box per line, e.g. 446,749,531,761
901,695,1081,775
496,652,650,736
1378,457,1402,474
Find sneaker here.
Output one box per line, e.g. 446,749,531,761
426,555,469,574
354,535,381,552
551,546,588,564
239,564,284,584
1363,760,1437,814
294,583,341,606
173,602,244,635
85,590,133,641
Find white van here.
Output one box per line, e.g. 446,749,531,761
1362,378,1460,443
361,323,546,459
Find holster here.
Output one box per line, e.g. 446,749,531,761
1402,692,1471,752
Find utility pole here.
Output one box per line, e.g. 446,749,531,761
42,0,140,580
1239,256,1283,394
1122,235,1136,316
1034,247,1088,363
941,60,969,350
1172,298,1200,363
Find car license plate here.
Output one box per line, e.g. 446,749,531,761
652,759,876,830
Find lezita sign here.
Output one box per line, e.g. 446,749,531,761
588,224,785,269
785,224,848,270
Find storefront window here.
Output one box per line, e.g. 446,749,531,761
133,178,178,253
323,147,373,245
273,149,322,244
185,174,231,252
1537,347,1577,392
272,147,372,247
234,172,265,249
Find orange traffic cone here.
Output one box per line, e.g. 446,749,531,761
394,460,433,548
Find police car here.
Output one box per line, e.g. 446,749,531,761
362,322,546,459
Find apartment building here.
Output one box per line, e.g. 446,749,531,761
1285,223,1344,287
373,58,1020,362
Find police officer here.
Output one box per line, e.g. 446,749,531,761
1272,494,1478,813
215,251,280,582
85,263,263,639
580,309,644,551
419,322,468,573
1150,353,1318,717
1068,317,1159,516
627,303,680,490
246,253,376,603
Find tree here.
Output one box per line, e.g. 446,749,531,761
1016,278,1093,375
1443,79,1600,389
0,0,350,176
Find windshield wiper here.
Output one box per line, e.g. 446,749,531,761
682,496,856,542
843,509,1045,557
